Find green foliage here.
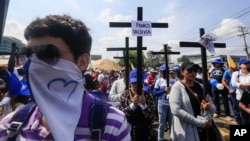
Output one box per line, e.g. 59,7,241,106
177,56,190,63
117,50,146,68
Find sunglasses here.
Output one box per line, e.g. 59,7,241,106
186,67,198,73
31,44,60,65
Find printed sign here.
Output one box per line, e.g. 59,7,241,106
131,20,152,36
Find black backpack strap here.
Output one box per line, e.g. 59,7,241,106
7,101,36,141
89,98,110,141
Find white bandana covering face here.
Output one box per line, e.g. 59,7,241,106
27,54,84,141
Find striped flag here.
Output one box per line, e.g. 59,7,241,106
227,54,236,69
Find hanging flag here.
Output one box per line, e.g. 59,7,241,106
227,53,236,69
199,33,217,55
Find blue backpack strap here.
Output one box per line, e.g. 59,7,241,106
7,101,36,141
89,98,110,141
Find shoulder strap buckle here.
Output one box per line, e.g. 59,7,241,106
90,129,102,141
7,121,23,137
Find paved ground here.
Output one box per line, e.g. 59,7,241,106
152,99,235,141
152,121,170,141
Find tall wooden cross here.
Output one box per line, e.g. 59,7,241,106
110,7,168,95
179,28,226,97
151,44,180,86
106,37,147,90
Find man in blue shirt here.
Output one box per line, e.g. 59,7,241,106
222,64,242,124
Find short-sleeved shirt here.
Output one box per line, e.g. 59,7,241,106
223,70,236,91
0,92,131,141
154,78,177,105
231,70,250,100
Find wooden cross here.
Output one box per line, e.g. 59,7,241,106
151,44,180,86
179,28,226,97
110,7,168,95
106,37,147,90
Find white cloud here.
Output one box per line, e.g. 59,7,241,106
98,8,132,23
111,14,132,22
3,20,26,44
65,0,83,15
102,0,114,3
157,15,175,23
98,36,117,44
212,18,244,38
98,8,112,22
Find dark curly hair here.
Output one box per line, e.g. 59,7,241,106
24,14,92,61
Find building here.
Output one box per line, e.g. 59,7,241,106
0,36,26,66
0,36,25,55
184,54,247,66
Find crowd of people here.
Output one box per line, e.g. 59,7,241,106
0,14,249,141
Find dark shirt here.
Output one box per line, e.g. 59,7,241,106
185,82,204,117
240,91,250,105
211,68,225,82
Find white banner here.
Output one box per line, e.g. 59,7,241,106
199,33,217,55
131,20,152,36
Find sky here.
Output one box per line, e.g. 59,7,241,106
3,0,250,63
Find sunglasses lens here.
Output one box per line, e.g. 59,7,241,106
187,68,192,73
36,45,59,65
187,68,198,73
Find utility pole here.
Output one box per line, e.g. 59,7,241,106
238,26,249,59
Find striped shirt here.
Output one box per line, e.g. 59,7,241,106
0,92,131,141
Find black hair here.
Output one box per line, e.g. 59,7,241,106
24,14,92,61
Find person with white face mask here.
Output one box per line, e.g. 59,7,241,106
0,14,131,141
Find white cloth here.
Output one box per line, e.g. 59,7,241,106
27,55,84,141
231,70,250,100
199,33,217,55
98,73,105,83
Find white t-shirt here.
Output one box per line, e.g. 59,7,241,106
154,77,177,105
231,70,250,100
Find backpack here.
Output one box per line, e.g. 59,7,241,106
7,93,110,141
210,67,225,82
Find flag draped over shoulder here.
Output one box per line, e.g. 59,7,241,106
227,54,236,69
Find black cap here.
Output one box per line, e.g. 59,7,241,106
180,62,199,70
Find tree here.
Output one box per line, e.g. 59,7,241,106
144,45,173,68
177,55,191,63
117,50,146,69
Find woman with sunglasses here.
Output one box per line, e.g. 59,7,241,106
169,62,217,141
